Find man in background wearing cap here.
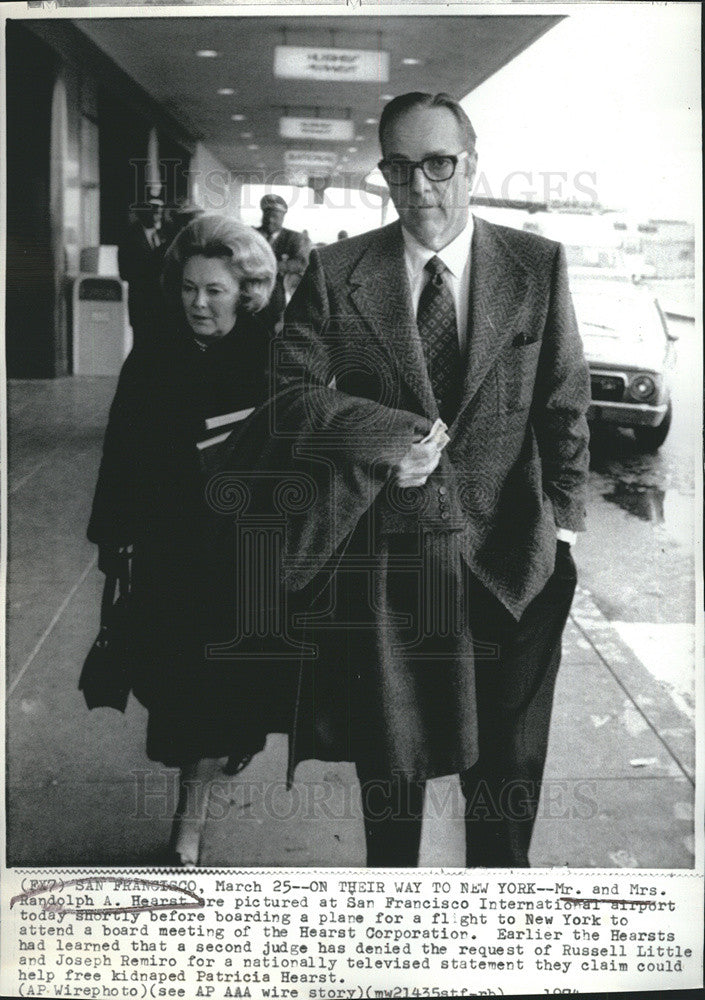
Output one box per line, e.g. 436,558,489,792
256,194,308,319
118,197,169,347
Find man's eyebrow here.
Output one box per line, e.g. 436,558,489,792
182,278,229,288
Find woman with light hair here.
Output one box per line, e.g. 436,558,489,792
86,216,279,865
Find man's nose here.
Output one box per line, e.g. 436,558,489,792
193,287,208,308
409,164,431,196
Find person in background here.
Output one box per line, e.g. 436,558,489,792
300,228,313,260
168,198,205,238
336,230,349,241
88,216,280,866
118,195,169,347
256,194,308,318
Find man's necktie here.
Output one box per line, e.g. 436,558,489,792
417,256,462,425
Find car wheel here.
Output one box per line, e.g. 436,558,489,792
633,401,672,451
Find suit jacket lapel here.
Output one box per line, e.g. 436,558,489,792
348,222,437,419
345,218,529,425
454,216,529,426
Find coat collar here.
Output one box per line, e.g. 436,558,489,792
346,217,530,423
456,215,529,426
348,221,437,417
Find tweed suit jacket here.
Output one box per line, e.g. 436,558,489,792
202,217,589,778
264,216,590,622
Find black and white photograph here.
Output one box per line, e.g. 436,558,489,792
1,1,703,996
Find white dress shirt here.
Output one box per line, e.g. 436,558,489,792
144,227,161,249
400,214,576,546
401,215,473,357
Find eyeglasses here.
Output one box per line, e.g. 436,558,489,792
378,150,469,186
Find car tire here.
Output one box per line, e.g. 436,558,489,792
633,401,672,451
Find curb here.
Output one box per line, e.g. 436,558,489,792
569,585,695,782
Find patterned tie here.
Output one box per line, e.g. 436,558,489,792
417,256,461,424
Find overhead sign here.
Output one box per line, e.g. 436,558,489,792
284,149,338,177
274,45,389,83
280,116,354,141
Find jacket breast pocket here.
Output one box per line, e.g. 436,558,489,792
500,340,542,413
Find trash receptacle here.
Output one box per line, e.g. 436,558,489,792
72,275,131,375
79,245,120,275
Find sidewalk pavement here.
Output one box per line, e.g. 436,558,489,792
4,377,696,870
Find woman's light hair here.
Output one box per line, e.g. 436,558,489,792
162,214,277,314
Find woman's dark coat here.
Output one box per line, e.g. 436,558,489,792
87,313,292,767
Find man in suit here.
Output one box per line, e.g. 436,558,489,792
252,92,590,867
118,196,169,347
256,194,308,319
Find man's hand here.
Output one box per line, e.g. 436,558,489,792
393,438,442,488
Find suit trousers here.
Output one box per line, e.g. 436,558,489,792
356,544,577,867
460,542,577,866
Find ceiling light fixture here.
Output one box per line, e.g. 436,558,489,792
247,144,259,150
402,57,422,66
196,50,219,58
218,88,235,96
231,114,246,122
365,118,378,125
380,94,394,102
347,147,358,153
241,131,253,138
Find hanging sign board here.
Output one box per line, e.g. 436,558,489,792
280,116,355,141
274,45,389,83
284,150,338,169
284,149,338,177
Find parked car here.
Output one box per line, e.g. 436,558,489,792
571,277,678,451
